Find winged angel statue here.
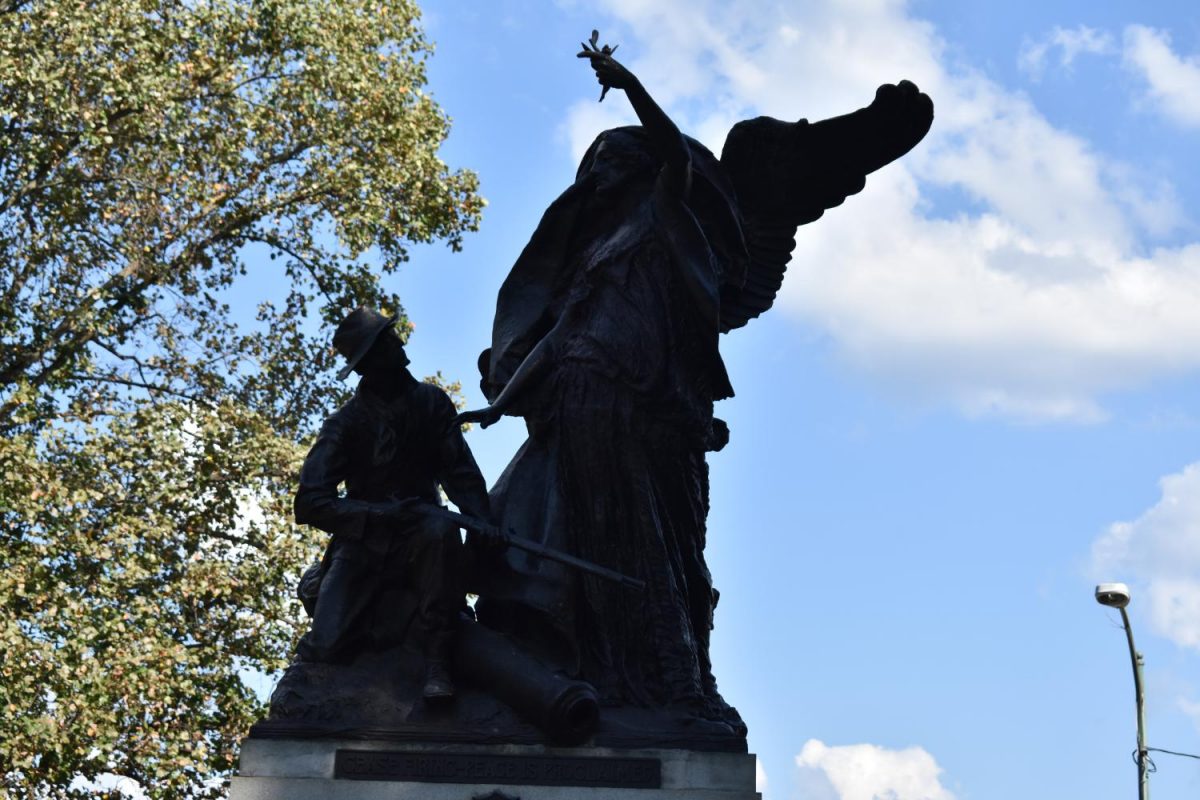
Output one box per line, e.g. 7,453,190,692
458,38,933,742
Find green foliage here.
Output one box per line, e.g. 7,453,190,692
1,401,308,797
0,0,482,796
0,0,482,431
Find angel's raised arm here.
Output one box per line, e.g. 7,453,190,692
577,43,691,196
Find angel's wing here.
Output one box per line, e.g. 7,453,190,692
717,80,933,333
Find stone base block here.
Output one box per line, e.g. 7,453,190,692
230,738,760,800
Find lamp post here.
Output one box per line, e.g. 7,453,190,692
1095,582,1148,800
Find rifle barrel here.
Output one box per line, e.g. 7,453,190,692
414,502,645,591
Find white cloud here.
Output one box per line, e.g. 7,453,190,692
1091,463,1200,650
1123,25,1200,129
1018,24,1200,130
561,1,1198,421
755,756,768,793
795,739,956,800
563,96,637,162
1019,25,1115,79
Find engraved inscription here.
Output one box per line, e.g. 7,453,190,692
334,750,662,788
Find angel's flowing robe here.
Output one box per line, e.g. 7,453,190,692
476,127,747,727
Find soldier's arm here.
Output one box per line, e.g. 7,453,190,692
294,412,379,540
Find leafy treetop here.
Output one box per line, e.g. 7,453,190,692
0,0,481,797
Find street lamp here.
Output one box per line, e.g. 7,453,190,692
1095,582,1148,800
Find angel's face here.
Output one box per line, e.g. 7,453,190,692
580,130,660,199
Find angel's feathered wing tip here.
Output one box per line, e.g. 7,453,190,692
715,81,933,332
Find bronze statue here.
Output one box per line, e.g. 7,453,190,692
458,40,933,740
260,39,932,751
292,307,491,700
266,309,606,744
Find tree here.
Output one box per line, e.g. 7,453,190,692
0,0,482,796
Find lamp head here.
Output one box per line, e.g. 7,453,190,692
1095,582,1131,609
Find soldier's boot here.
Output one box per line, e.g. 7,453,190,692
422,659,456,700
422,629,456,700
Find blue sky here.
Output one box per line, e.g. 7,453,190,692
376,2,1200,798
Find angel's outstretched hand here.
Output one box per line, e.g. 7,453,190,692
456,406,502,429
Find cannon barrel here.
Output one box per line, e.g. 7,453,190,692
455,620,599,745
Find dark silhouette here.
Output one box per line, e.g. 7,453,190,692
292,307,490,699
264,308,603,746
458,41,933,742
256,39,932,753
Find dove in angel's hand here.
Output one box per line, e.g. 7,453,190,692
577,29,626,101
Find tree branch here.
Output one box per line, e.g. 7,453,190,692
66,372,206,405
200,527,266,552
243,232,338,307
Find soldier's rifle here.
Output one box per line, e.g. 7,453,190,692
399,499,645,591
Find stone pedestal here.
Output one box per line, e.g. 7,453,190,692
230,738,761,799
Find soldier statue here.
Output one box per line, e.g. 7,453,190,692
292,307,492,700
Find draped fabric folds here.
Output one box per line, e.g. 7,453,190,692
476,127,741,723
